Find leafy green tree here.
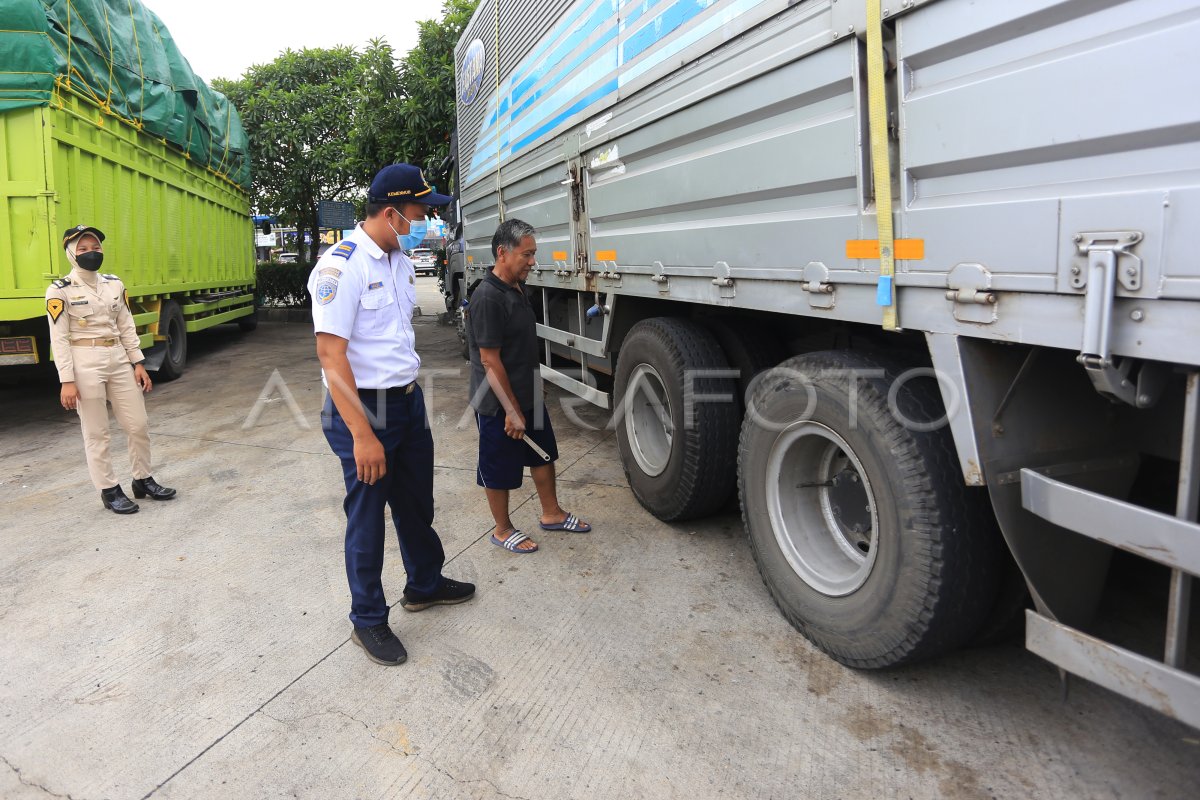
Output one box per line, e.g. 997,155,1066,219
214,48,361,265
349,0,478,187
398,0,479,184
214,0,479,263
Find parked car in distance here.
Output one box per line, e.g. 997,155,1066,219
277,252,299,264
410,248,437,276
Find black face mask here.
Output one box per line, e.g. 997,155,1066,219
76,251,104,271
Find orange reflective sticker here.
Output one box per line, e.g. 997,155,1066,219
47,298,64,322
552,251,569,261
846,239,925,260
595,250,617,261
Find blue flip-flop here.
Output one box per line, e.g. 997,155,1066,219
539,512,591,533
490,529,538,553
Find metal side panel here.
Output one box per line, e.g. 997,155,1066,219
897,0,1200,296
0,105,54,310
456,0,576,194
458,0,824,193
584,40,862,277
1026,612,1200,729
462,191,503,271
499,167,573,260
1021,468,1200,575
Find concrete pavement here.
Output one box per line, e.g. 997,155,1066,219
1,283,1198,799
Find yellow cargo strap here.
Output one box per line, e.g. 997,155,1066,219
865,0,899,331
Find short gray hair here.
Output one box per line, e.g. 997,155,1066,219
491,218,537,258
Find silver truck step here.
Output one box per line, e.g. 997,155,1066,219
1020,371,1200,727
1020,469,1200,576
540,363,610,409
1026,612,1200,729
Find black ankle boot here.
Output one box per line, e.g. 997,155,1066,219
131,476,177,500
101,485,139,514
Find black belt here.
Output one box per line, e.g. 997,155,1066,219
358,383,415,398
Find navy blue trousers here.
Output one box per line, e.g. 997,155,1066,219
322,385,445,628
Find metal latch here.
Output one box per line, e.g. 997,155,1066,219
1072,231,1158,407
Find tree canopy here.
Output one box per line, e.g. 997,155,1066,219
213,0,478,264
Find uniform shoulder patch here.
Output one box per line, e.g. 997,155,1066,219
316,276,339,305
47,297,65,322
331,241,356,259
51,277,72,288
101,273,121,282
319,266,342,278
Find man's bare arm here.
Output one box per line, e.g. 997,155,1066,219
478,346,525,438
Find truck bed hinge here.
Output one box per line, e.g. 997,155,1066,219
1071,231,1163,408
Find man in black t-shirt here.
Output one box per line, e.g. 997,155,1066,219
467,219,592,553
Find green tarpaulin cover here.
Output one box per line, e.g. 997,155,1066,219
0,0,251,188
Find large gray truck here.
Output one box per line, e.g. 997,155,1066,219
443,0,1200,725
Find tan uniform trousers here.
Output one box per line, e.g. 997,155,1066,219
72,343,152,490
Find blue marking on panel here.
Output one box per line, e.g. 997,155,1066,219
509,0,598,86
465,0,765,184
511,26,618,122
509,51,619,142
510,78,620,154
621,0,707,63
513,1,615,103
619,0,760,85
619,0,658,31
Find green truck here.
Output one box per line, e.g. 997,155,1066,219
0,0,255,379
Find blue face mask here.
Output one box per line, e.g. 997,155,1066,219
388,212,427,250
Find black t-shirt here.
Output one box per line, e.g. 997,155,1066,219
467,271,541,414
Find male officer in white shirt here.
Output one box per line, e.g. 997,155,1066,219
309,163,474,666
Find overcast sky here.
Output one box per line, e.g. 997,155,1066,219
145,0,449,84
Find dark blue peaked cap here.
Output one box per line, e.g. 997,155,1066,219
368,164,452,206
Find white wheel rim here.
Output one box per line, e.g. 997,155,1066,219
625,363,673,478
764,421,879,596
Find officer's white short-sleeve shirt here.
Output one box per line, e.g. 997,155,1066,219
309,224,420,389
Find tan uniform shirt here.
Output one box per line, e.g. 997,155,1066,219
45,269,146,383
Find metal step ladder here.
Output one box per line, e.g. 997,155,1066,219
1019,372,1200,727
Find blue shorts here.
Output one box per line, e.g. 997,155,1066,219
476,406,559,490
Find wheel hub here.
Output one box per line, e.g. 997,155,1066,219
764,422,879,596
624,363,673,478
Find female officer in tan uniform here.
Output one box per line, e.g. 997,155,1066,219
45,225,176,514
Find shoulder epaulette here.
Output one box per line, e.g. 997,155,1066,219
331,241,357,259
51,277,71,288
101,273,120,281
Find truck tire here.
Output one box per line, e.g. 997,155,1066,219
237,308,258,332
738,351,1003,668
704,319,786,408
970,556,1031,646
614,317,739,521
156,300,187,381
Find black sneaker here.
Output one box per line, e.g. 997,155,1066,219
350,623,407,665
401,577,476,612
